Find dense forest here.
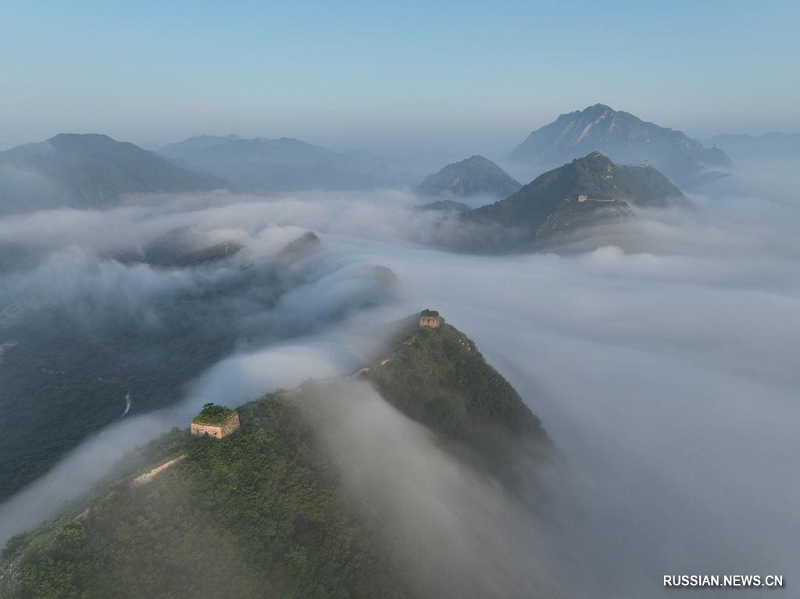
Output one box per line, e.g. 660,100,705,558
0,318,550,599
1,398,406,598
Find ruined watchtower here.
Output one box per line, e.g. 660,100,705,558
191,403,240,440
419,309,442,328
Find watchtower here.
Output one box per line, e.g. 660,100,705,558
191,403,240,440
419,309,442,328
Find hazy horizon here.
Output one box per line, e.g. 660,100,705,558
4,108,799,158
2,1,799,153
1,3,798,597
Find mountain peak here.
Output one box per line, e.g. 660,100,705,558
417,154,521,198
582,103,615,114
0,134,227,214
356,312,546,447
47,132,114,143
455,152,685,251
582,150,612,162
510,105,730,187
464,154,491,162
45,133,124,153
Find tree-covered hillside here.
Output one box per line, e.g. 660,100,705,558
0,400,404,599
451,152,686,251
0,315,549,599
357,320,546,450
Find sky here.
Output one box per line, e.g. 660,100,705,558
1,0,799,153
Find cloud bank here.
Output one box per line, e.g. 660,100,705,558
2,159,799,597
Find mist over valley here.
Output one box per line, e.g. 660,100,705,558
1,3,798,596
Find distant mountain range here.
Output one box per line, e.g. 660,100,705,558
2,114,768,221
416,155,521,198
0,133,424,214
453,151,686,251
704,132,800,160
158,134,412,192
0,134,226,214
509,104,731,187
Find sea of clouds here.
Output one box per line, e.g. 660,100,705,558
1,161,798,597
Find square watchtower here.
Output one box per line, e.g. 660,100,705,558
419,309,442,328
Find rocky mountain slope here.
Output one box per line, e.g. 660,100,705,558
509,104,731,187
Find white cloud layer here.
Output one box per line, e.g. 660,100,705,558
1,160,799,597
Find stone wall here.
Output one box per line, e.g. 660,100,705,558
132,454,188,485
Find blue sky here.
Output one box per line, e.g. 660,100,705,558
1,0,797,153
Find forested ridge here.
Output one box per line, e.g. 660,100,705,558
1,319,548,599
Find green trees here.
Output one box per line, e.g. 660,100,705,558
361,324,546,447
1,318,549,598
192,403,236,425
2,399,401,599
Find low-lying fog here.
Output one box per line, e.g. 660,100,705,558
1,160,799,597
